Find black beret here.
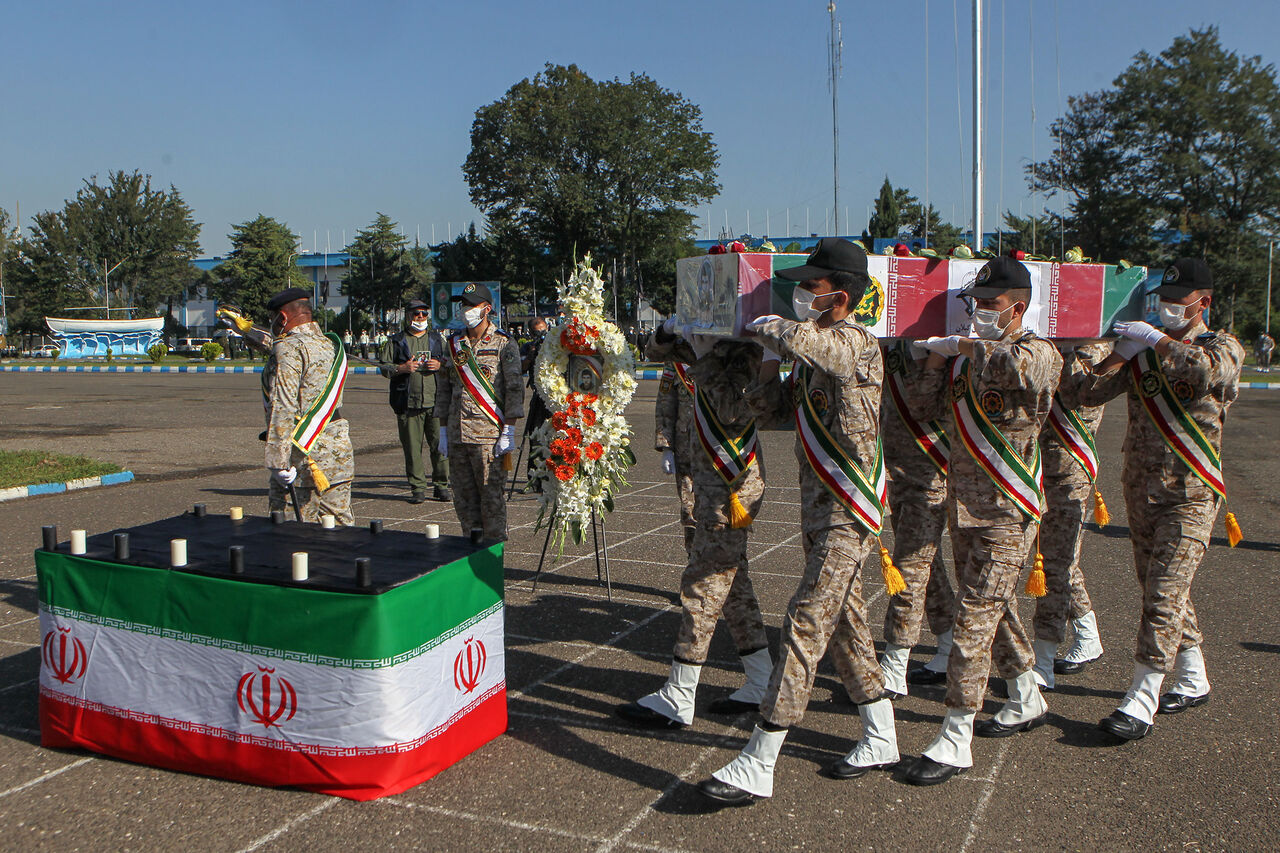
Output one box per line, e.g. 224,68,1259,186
266,287,311,312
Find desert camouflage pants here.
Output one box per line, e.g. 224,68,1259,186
761,523,885,728
882,480,955,646
451,441,509,541
675,459,696,552
1033,474,1095,643
945,522,1038,711
267,420,355,526
672,526,768,664
1124,483,1217,672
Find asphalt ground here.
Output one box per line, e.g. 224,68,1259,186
0,372,1277,852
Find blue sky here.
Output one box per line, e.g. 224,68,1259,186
4,1,1278,256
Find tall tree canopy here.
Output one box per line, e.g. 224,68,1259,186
8,171,200,324
212,216,308,322
342,213,432,327
1031,27,1280,332
463,63,719,320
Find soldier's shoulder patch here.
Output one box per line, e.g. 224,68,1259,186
980,389,1004,416
659,375,673,393
885,347,904,375
493,328,512,338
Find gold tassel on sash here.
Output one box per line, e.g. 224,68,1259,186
1093,488,1111,527
1225,507,1243,547
1025,533,1047,597
878,539,906,595
729,492,753,529
305,457,331,494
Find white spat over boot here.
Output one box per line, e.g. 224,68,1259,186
708,726,788,798
922,708,976,768
635,661,701,725
727,648,773,705
1116,663,1165,725
879,644,911,696
923,630,953,673
836,698,899,773
976,669,1048,737
1032,638,1059,691
1058,610,1104,665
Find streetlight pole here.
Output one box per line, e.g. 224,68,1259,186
1267,240,1274,336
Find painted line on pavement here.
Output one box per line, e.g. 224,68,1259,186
236,798,339,853
957,737,1014,853
0,757,94,801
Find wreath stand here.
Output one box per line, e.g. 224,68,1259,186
530,501,612,601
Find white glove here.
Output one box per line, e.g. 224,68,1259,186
438,427,449,458
1113,320,1167,348
272,466,297,486
760,346,782,364
660,450,676,475
745,314,784,332
688,334,717,359
916,336,964,357
495,424,516,456
662,316,679,334
1112,337,1148,361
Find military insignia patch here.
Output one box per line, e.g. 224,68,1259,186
854,276,886,327
809,388,829,415
464,282,477,293
659,375,673,394
1173,379,1194,402
1163,266,1179,283
976,264,992,283
1140,372,1162,398
480,365,492,379
952,373,969,400
885,348,904,375
980,389,1004,416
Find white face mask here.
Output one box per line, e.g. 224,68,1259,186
971,306,1011,340
409,319,429,332
463,305,487,329
1158,301,1198,331
792,288,835,322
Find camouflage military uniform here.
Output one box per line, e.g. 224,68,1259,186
435,327,524,541
746,316,887,726
264,322,355,525
1033,342,1109,643
658,339,770,664
908,329,1062,710
1078,322,1244,671
651,354,696,552
881,343,956,647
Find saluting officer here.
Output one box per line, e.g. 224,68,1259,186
904,256,1062,786
435,283,524,541
1077,259,1244,741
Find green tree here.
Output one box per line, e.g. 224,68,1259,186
866,177,902,240
342,213,432,328
464,63,719,317
994,211,1066,256
212,216,307,322
10,171,200,320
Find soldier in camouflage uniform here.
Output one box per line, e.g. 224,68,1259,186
435,283,524,542
616,331,772,729
1029,341,1112,690
903,257,1062,786
263,288,355,525
652,356,696,552
878,341,957,694
1077,259,1244,741
697,239,900,805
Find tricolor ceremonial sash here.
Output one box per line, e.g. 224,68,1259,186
1046,398,1099,482
884,342,951,476
793,364,887,535
449,334,503,426
1130,349,1226,500
672,361,696,395
691,384,759,488
290,332,347,454
950,356,1044,522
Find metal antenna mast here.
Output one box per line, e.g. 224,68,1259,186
828,2,842,236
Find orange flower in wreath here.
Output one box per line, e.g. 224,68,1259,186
580,407,597,427
554,465,575,482
585,442,604,461
551,411,570,431
564,427,583,445
560,446,582,465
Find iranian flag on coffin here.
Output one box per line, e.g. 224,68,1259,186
36,547,506,801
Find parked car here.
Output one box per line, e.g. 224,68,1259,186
27,345,61,358
172,337,212,356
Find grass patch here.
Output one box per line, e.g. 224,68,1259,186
0,450,122,490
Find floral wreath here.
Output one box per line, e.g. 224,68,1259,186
533,255,637,555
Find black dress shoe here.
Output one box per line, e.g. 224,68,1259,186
975,712,1048,738
1098,710,1151,741
706,696,758,715
697,777,756,805
408,490,427,504
1157,691,1210,715
907,667,947,686
1054,658,1091,675
433,486,453,502
825,758,896,780
904,756,965,786
615,702,686,729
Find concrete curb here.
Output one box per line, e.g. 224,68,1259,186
0,471,136,503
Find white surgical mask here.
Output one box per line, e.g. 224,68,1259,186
409,319,429,332
971,307,1009,340
1158,301,1198,331
463,306,487,328
792,288,835,322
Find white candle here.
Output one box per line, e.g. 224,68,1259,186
321,514,336,529
424,523,439,540
229,506,244,520
170,538,187,567
292,552,309,580
70,530,87,555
